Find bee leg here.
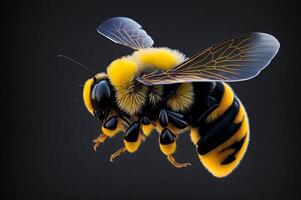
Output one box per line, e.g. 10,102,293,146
167,154,191,168
110,121,144,162
93,115,120,151
140,116,154,137
110,146,127,162
159,128,191,168
140,133,146,142
93,134,108,151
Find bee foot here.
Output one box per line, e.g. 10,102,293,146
110,146,126,162
140,134,146,142
167,155,191,168
93,134,108,151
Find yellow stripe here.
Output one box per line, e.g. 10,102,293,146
207,82,234,122
190,128,200,146
199,100,250,178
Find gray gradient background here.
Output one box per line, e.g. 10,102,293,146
2,0,300,199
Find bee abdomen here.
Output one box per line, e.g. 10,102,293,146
197,98,241,155
192,82,250,178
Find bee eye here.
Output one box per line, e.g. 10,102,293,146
91,80,114,109
96,80,112,100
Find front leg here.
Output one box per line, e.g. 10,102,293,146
110,146,127,162
93,115,122,151
109,121,145,162
93,134,108,151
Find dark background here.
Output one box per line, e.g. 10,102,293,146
2,0,300,199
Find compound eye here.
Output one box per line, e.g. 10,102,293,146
91,80,114,109
96,80,112,100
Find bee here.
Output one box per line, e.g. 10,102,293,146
60,17,279,178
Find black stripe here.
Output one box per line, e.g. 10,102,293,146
186,82,214,124
197,98,242,155
187,82,224,125
210,82,224,104
221,135,247,165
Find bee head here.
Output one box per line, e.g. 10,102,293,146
83,73,115,120
57,55,116,120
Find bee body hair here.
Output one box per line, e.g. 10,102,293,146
84,48,250,177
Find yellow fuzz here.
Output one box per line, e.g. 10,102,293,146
167,83,194,112
133,47,185,71
107,57,137,87
159,143,176,155
83,78,94,115
101,112,124,138
101,121,124,138
207,82,234,122
190,128,201,146
106,48,186,115
102,127,117,138
107,57,148,115
116,83,148,115
95,72,108,80
199,101,250,178
124,139,142,153
142,124,154,137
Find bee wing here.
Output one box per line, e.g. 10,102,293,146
97,17,154,50
137,33,280,85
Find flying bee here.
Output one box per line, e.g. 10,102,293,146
60,17,279,178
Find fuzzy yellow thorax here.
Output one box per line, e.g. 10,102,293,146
106,47,186,116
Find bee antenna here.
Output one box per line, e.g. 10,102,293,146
58,54,97,81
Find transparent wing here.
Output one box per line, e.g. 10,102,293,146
137,33,280,85
97,17,154,50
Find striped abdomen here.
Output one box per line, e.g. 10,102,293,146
190,82,249,177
